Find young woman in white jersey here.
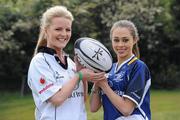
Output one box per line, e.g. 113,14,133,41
90,20,151,120
27,6,104,120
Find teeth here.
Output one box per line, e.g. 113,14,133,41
117,49,125,51
58,38,65,41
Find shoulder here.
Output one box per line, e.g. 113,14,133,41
130,59,149,69
28,53,53,72
128,59,151,76
28,53,54,80
30,53,46,66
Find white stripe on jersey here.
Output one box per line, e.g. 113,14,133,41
137,78,151,120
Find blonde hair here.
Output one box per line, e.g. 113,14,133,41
34,5,74,55
110,20,140,58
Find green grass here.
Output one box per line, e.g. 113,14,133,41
0,90,180,120
0,92,34,120
151,90,180,120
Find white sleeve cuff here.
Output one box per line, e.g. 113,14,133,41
122,95,138,106
39,84,62,103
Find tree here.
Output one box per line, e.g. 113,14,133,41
0,0,180,91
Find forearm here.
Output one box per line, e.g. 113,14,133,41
90,84,101,112
49,74,79,106
83,80,88,102
99,82,135,116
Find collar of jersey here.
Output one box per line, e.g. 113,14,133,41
38,46,68,69
115,55,135,73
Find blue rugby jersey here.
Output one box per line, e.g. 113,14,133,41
101,55,151,120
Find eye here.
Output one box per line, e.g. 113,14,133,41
122,38,129,42
55,28,62,31
66,28,71,32
113,38,119,42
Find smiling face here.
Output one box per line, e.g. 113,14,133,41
45,17,72,51
112,27,137,63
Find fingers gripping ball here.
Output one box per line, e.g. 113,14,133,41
74,37,113,72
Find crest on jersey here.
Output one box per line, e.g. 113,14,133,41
113,71,125,82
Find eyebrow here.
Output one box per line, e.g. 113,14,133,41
113,36,129,39
113,36,119,39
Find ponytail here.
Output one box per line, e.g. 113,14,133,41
133,43,140,58
33,30,47,56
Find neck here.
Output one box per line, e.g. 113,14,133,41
46,45,65,64
117,54,133,65
56,49,62,56
56,49,66,64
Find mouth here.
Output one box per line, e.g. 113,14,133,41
116,48,126,51
116,49,126,54
57,38,67,41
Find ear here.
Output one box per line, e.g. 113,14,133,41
44,27,48,34
133,37,138,45
44,27,48,39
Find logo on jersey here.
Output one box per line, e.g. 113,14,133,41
113,71,125,82
39,83,54,94
54,71,64,80
39,77,46,84
68,91,84,98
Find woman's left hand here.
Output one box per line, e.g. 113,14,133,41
88,72,106,83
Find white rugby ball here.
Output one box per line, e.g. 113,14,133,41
74,37,113,72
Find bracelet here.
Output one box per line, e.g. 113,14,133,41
77,71,83,83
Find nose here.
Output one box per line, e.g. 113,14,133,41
60,29,66,36
117,40,124,46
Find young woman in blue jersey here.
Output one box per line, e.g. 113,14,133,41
90,20,151,120
27,6,104,120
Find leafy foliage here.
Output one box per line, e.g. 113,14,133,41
0,0,180,90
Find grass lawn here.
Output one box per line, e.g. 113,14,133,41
0,90,180,120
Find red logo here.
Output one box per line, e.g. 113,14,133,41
39,83,54,94
40,77,45,84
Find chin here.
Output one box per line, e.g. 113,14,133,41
53,45,64,50
118,54,128,58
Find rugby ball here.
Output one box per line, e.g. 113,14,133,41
74,37,113,72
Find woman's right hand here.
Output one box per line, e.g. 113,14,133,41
74,55,84,71
74,55,106,82
80,68,106,83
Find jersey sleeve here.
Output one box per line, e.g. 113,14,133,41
123,61,150,106
28,55,62,103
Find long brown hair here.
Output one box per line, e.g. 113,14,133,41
110,20,140,58
33,5,74,56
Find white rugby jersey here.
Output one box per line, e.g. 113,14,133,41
28,47,86,120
